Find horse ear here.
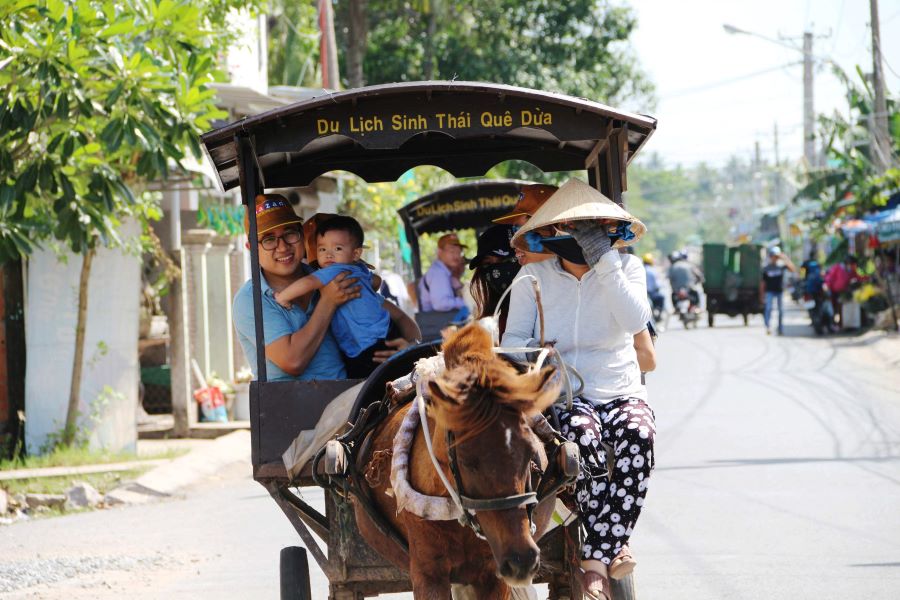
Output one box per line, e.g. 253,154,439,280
522,366,561,416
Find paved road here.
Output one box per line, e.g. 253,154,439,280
2,306,899,599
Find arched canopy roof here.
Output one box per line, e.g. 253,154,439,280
397,179,529,237
200,81,656,194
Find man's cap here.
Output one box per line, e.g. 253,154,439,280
493,183,559,224
469,224,515,270
510,178,646,252
437,233,467,250
244,194,303,236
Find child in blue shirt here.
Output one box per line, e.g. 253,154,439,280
274,216,396,378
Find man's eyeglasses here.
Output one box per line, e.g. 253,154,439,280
259,229,301,251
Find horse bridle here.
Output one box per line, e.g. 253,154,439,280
444,429,539,539
444,422,580,540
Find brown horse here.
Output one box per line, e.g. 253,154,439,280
354,324,560,599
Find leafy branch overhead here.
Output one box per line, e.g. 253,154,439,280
795,64,900,225
326,0,655,110
0,0,260,261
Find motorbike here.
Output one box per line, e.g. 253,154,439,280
803,290,834,335
648,292,667,331
673,287,701,328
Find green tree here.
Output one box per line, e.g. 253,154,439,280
796,65,899,230
267,1,321,87
0,0,258,447
333,0,654,109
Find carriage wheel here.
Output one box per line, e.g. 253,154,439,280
280,546,312,600
611,572,638,600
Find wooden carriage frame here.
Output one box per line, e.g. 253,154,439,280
200,81,656,599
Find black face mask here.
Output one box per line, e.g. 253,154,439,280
541,237,588,265
485,261,521,295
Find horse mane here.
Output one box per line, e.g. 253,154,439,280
428,324,559,444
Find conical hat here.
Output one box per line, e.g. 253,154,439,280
510,178,646,251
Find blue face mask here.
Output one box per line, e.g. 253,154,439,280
523,231,546,253
608,222,636,244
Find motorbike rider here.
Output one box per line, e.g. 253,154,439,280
667,250,704,309
643,253,665,319
801,253,834,333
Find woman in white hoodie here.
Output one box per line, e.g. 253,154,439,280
503,179,655,600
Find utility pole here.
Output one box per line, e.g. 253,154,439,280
803,31,816,169
773,122,783,205
870,0,891,173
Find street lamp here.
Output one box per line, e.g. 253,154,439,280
723,23,817,168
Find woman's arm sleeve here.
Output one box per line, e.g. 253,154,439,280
593,253,652,335
500,272,538,360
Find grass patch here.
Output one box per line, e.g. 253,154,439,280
1,467,150,497
0,445,187,472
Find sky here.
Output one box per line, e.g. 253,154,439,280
629,0,900,168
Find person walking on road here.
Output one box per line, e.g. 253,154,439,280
760,246,797,335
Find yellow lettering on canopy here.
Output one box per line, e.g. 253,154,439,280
392,114,428,131
480,111,513,128
477,194,519,210
349,115,384,133
317,119,339,135
520,109,552,127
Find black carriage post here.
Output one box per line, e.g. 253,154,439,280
236,134,267,384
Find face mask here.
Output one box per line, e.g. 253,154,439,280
608,221,636,244
541,236,588,265
485,261,521,295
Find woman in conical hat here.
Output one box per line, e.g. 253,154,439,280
503,178,656,600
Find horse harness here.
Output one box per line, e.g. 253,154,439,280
444,413,580,540
311,390,580,554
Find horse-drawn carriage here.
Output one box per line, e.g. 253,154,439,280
200,82,656,599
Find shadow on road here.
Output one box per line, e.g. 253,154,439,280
656,455,900,472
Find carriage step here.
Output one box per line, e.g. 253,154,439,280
324,440,348,476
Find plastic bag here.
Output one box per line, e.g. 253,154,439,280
194,386,228,422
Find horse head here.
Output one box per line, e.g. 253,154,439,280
426,323,560,587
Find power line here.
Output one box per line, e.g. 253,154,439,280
661,62,803,99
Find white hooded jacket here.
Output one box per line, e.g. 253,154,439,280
502,251,651,404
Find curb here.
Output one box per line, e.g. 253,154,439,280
105,430,251,505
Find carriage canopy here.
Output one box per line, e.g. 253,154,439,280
200,81,656,204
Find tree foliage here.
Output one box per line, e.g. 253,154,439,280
267,1,321,88
795,65,900,223
0,0,258,261
625,153,788,257
331,0,654,109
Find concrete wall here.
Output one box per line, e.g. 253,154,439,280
24,221,141,454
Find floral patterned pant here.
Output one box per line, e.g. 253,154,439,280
557,396,656,563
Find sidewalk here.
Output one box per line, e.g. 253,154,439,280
105,430,251,505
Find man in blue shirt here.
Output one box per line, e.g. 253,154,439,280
232,194,359,381
273,216,419,378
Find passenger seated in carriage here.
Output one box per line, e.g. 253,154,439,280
232,194,418,382
504,179,656,600
273,215,417,378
